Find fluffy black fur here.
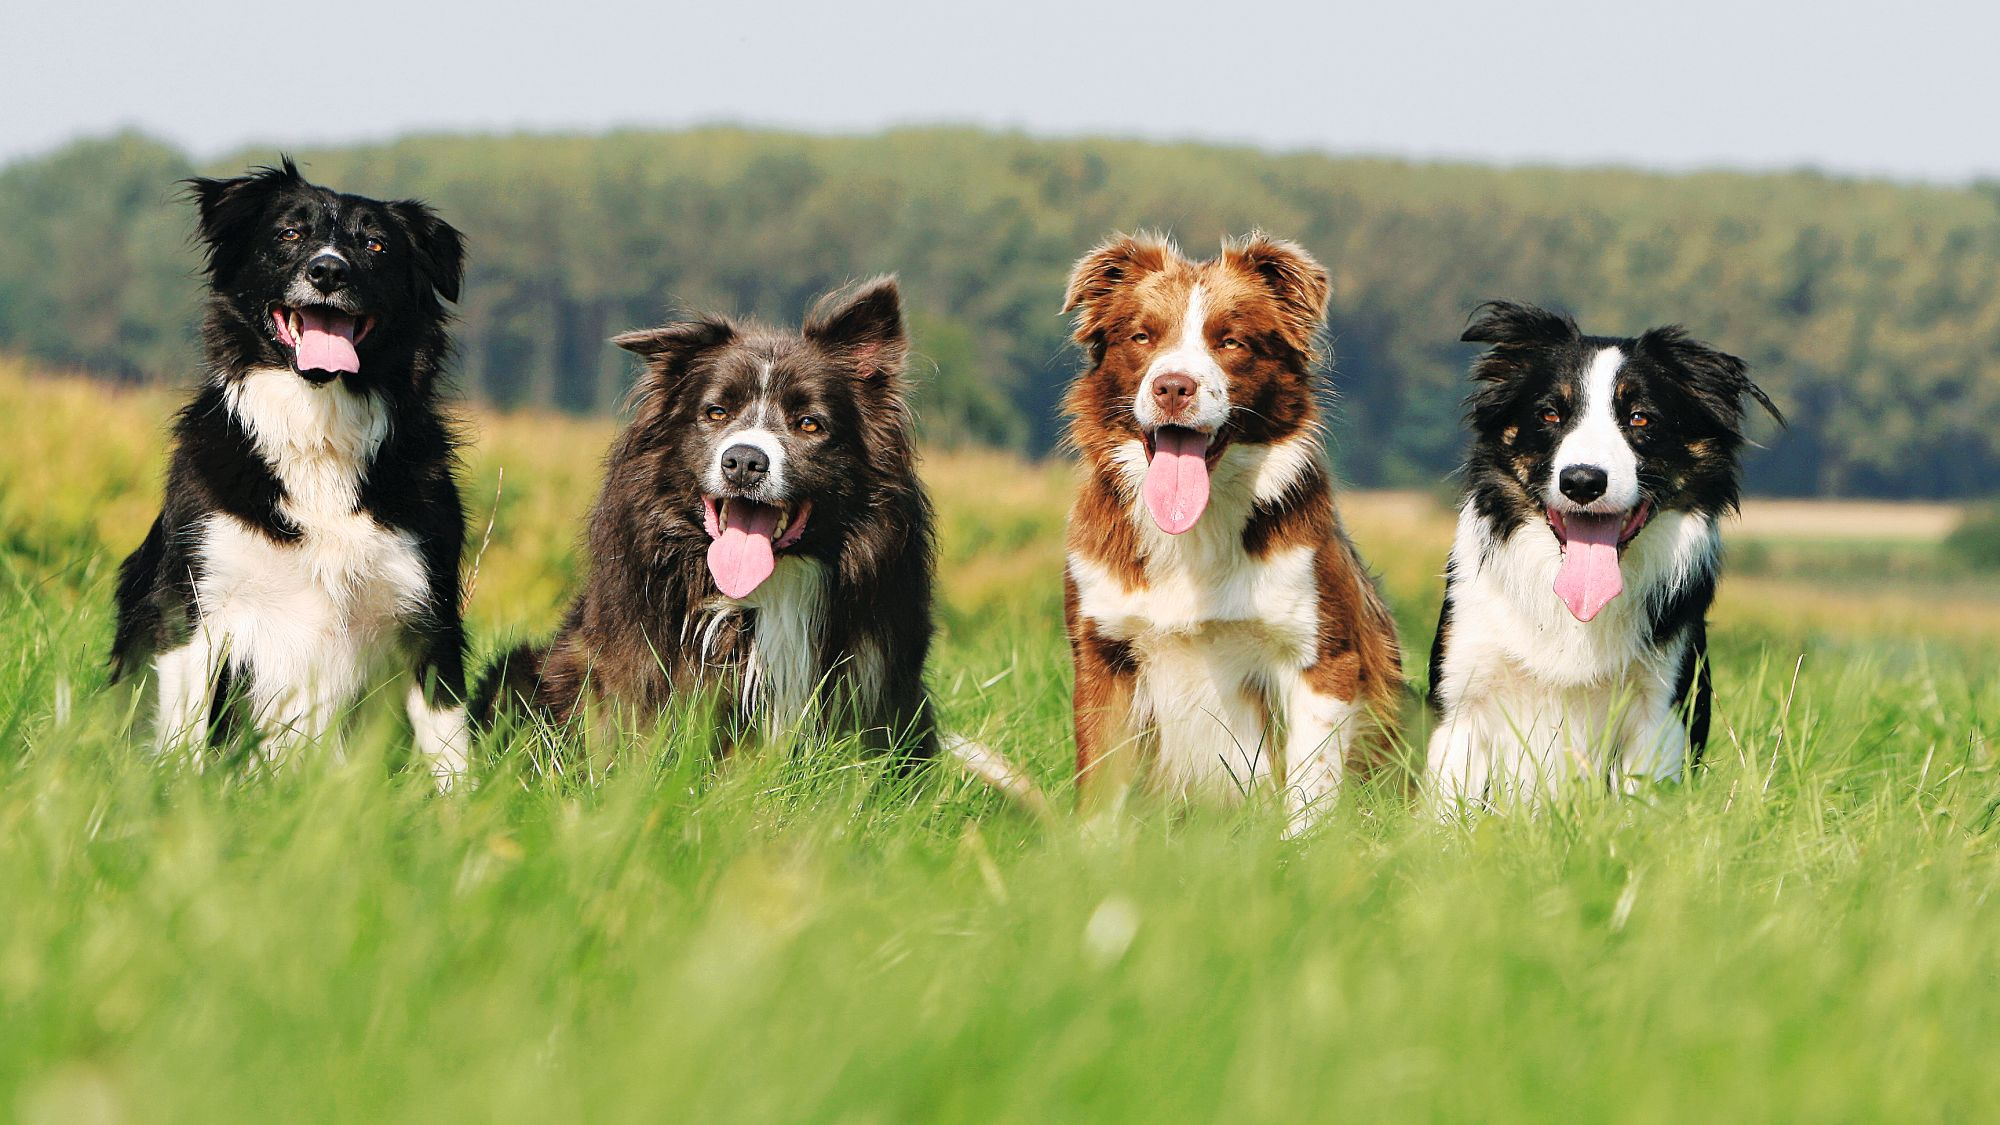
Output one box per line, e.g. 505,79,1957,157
1458,301,1781,546
477,278,938,759
111,159,469,751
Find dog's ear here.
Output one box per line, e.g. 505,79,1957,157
1460,302,1579,434
804,276,907,384
182,156,305,282
1461,301,1579,351
614,316,737,415
1062,233,1173,346
1637,325,1785,428
390,200,466,305
1222,232,1330,354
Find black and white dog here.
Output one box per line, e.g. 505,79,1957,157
478,278,938,760
111,159,473,785
1426,301,1781,811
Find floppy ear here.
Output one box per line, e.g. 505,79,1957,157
181,156,304,282
1062,233,1172,344
1222,232,1330,353
390,200,466,305
1461,301,1579,350
1638,325,1785,427
803,276,907,383
1460,301,1579,433
614,316,737,414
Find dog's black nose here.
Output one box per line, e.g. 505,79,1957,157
719,443,770,489
306,254,348,295
1559,465,1609,504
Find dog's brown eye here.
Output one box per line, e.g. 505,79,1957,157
1220,337,1244,351
365,237,386,254
704,405,728,422
1628,411,1652,429
280,227,302,242
1129,331,1150,345
796,415,822,434
1539,408,1562,425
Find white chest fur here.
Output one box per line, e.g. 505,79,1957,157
697,555,829,740
157,371,431,749
1068,435,1333,797
1427,503,1716,806
1436,502,1714,693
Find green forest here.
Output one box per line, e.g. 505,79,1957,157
4,128,1999,497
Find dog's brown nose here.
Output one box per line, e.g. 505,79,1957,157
1152,373,1197,417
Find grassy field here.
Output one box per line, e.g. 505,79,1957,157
0,359,1996,1122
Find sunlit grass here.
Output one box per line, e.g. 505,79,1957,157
0,361,1995,1122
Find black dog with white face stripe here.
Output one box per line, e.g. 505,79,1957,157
110,159,472,785
1427,301,1781,812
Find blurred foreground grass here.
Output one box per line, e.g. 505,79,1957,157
0,359,1995,1122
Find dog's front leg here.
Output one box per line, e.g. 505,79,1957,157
1276,664,1365,839
1068,587,1138,814
153,631,224,758
1613,702,1691,797
407,621,471,791
1423,711,1492,821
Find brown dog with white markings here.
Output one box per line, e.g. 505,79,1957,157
1059,232,1403,834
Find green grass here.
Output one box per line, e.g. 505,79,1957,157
2,363,1997,1122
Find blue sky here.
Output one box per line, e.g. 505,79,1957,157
10,0,1996,181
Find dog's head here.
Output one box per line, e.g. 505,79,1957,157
186,158,464,391
613,277,911,600
1460,300,1783,621
1061,232,1329,534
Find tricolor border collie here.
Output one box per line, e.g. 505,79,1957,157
1426,301,1782,812
110,159,473,785
1059,232,1404,836
478,278,938,760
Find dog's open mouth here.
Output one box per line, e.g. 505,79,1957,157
1140,425,1227,535
271,306,376,381
1546,501,1653,623
701,496,812,599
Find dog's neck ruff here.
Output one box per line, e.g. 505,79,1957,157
693,555,829,740
224,366,388,525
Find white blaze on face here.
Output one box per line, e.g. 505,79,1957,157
707,425,787,501
1550,346,1640,513
1133,283,1229,433
705,362,790,501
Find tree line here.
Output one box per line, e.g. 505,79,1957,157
3,128,1998,497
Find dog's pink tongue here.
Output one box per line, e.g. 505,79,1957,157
1554,513,1625,622
296,309,360,375
1143,427,1211,535
707,499,781,599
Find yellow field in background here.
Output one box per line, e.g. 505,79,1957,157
2,357,1990,653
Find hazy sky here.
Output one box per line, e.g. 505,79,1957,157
10,0,1996,181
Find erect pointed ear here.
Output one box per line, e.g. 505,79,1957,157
1062,233,1173,344
1461,301,1579,350
1222,232,1330,351
390,200,466,304
614,316,737,413
181,156,304,281
1637,325,1785,427
803,276,907,382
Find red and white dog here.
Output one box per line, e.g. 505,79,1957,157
1058,233,1404,835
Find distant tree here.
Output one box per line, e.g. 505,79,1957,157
2,128,1998,498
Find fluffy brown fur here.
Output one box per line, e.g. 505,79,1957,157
479,279,937,759
1059,232,1403,833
